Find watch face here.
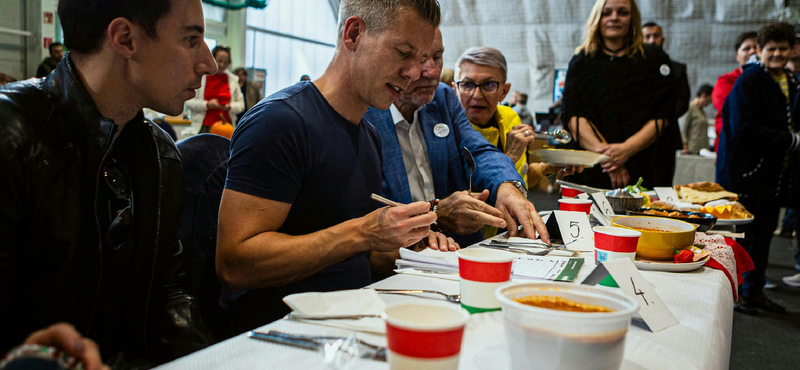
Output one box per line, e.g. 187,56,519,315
0,345,82,370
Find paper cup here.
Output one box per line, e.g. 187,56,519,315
382,302,471,370
593,226,641,287
560,186,585,198
456,248,515,313
558,199,593,214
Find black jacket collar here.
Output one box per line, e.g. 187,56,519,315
44,53,122,152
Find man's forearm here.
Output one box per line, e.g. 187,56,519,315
217,218,367,293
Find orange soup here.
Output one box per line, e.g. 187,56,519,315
514,296,615,313
632,227,670,232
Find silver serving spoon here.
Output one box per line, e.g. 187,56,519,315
537,129,572,144
462,146,476,194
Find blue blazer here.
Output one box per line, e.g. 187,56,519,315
364,83,523,246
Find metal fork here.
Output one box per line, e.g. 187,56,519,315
373,289,461,303
286,313,382,321
462,147,476,193
248,331,387,362
481,244,556,256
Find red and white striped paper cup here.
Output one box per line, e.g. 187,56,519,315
456,248,515,314
558,198,593,214
560,185,585,198
593,226,641,263
382,302,471,370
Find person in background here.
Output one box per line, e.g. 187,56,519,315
36,42,65,78
642,21,687,179
185,45,244,133
453,47,535,187
233,67,264,122
299,74,310,81
713,31,758,151
643,22,690,119
717,22,800,315
364,29,551,248
216,0,444,334
785,29,800,76
0,0,217,366
781,30,800,288
511,91,535,127
440,68,454,86
679,84,713,154
781,207,800,286
562,0,676,189
0,72,16,85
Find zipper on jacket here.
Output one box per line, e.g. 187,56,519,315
142,122,163,355
85,124,118,334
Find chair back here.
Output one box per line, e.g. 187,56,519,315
176,133,231,338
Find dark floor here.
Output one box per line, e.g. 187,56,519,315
528,189,800,369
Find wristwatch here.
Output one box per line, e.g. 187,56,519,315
501,180,528,198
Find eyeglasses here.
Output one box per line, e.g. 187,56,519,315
104,158,133,250
455,80,502,95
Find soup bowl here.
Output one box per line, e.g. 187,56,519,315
611,216,696,261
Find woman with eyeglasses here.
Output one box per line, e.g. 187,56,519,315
562,0,677,189
453,47,580,189
186,45,245,134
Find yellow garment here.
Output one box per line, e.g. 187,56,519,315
774,73,789,101
470,105,528,239
470,105,528,187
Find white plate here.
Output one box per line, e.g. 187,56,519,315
531,149,610,167
634,256,709,272
715,217,754,225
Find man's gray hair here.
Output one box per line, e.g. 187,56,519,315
337,0,441,42
454,47,508,82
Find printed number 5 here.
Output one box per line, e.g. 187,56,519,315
569,221,580,238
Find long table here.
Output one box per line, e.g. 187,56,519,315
156,247,733,370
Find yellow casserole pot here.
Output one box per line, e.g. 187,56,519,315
611,216,697,261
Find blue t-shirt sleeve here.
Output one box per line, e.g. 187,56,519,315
225,101,307,204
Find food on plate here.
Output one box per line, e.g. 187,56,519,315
514,296,614,313
648,200,702,211
676,185,738,204
674,249,694,263
674,246,710,263
674,181,726,192
701,200,753,220
624,177,649,194
643,209,704,219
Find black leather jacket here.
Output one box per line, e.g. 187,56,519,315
0,56,213,366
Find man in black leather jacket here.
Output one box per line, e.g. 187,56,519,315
0,0,217,367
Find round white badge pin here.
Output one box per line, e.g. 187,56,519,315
660,64,671,76
434,123,450,138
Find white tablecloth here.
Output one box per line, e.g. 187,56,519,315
156,250,733,370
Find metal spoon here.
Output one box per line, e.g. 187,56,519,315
462,146,476,194
539,129,572,144
373,289,461,303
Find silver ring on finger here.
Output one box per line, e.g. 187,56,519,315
524,130,530,137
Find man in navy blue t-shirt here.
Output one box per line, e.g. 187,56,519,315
216,0,443,333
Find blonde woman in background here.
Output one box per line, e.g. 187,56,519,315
561,0,677,189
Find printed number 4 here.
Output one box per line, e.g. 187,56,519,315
631,277,649,306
